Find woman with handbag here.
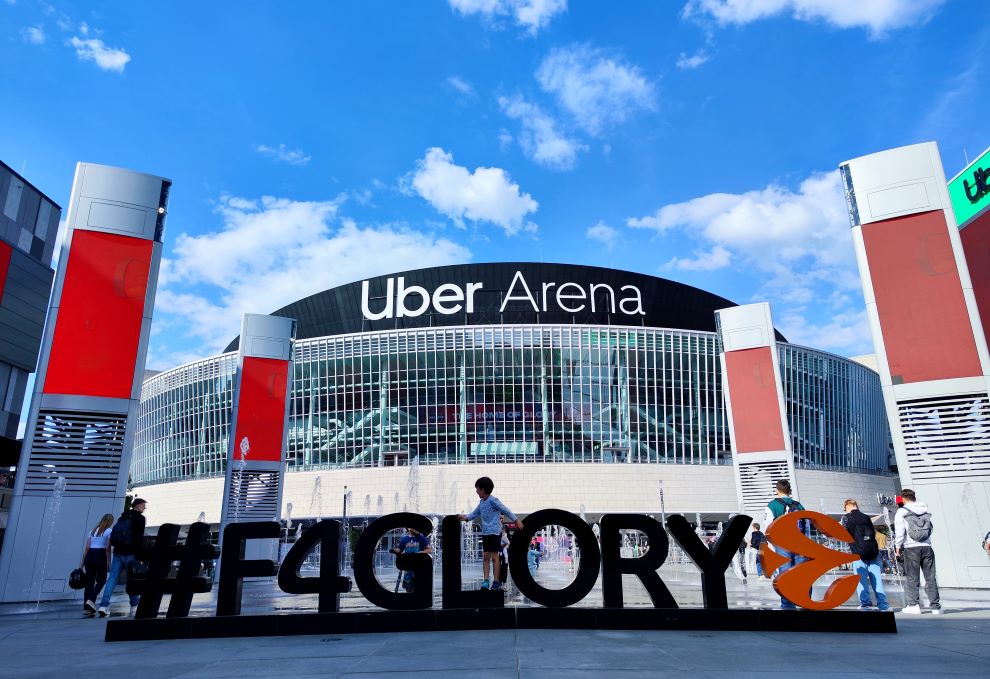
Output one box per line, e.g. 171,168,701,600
80,514,114,617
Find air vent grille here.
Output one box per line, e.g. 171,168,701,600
898,393,990,482
738,459,791,513
24,409,126,496
226,469,280,522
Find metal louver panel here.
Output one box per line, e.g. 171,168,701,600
898,392,990,482
226,469,280,522
738,460,790,513
24,409,126,496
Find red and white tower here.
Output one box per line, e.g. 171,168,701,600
0,163,169,601
841,142,990,588
218,313,295,558
715,303,798,515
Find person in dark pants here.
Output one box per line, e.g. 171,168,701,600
79,513,114,617
763,479,808,609
841,499,888,611
894,488,941,614
98,498,148,617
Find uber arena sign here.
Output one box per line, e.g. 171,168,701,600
361,270,647,320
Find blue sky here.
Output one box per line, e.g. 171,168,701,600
1,0,987,370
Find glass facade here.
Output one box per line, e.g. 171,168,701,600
132,325,891,487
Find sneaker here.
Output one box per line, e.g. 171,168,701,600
479,580,490,590
900,605,922,614
858,604,872,611
83,611,95,618
97,606,109,618
84,600,96,614
491,581,503,591
931,608,944,615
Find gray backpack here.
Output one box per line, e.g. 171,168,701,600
905,512,933,542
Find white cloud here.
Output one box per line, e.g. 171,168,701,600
536,44,655,135
405,147,538,236
153,194,471,359
449,0,567,35
630,171,872,354
676,50,709,69
498,95,587,170
586,221,619,250
683,0,947,35
257,143,311,166
663,245,731,271
22,25,45,44
68,36,130,72
446,75,475,97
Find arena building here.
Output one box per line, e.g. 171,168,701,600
132,263,899,527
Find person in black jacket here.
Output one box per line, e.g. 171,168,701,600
97,498,148,617
841,499,889,611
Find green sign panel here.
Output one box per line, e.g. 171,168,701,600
949,145,990,227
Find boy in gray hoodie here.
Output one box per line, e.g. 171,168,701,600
894,488,941,614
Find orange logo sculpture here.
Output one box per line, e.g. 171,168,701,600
759,511,860,610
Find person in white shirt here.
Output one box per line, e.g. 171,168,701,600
80,514,114,617
894,488,941,615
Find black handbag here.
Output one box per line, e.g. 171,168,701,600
68,568,86,590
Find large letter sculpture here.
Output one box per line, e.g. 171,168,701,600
0,163,169,602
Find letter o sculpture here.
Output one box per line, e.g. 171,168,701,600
508,508,601,608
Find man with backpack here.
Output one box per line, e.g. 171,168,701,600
763,479,808,610
97,498,147,617
894,488,941,614
841,499,889,611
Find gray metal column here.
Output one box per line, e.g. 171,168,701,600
0,163,169,602
218,314,296,561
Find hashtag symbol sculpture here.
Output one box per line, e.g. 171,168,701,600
127,522,219,619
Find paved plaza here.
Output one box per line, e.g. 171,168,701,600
2,572,988,678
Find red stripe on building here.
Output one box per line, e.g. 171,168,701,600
863,210,982,383
724,346,786,453
0,240,12,303
959,210,990,352
232,357,289,463
44,230,154,399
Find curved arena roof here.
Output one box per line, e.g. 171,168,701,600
225,262,785,351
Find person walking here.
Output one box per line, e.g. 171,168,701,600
841,499,889,611
98,498,148,617
764,479,808,609
79,514,114,617
894,488,941,614
748,523,766,579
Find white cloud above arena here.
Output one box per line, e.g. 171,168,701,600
628,170,872,354
151,195,471,363
448,0,567,35
405,147,538,236
683,0,948,35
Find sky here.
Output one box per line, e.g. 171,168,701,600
1,0,988,372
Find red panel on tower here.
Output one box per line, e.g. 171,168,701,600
232,357,289,463
43,230,153,398
0,240,11,302
724,347,786,453
863,210,982,384
959,210,990,352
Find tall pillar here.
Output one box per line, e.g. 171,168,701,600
715,303,797,515
840,142,990,587
218,314,295,559
0,163,169,601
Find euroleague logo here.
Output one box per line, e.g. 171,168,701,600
760,511,860,610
